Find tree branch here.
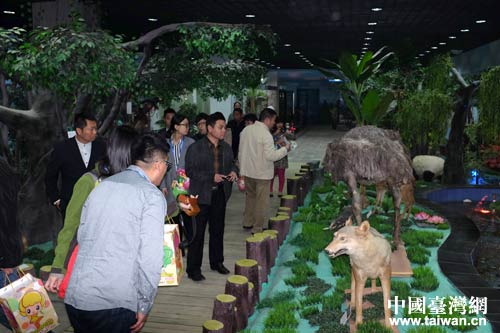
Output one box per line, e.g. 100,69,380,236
121,22,257,49
74,93,92,114
0,73,9,106
137,43,153,77
451,67,469,88
98,89,127,135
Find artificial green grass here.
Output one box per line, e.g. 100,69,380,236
401,229,443,247
406,246,431,265
257,290,296,309
263,302,299,330
411,266,439,291
356,321,392,333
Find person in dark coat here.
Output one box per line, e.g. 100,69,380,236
184,112,238,281
0,157,23,329
45,113,106,217
226,108,245,159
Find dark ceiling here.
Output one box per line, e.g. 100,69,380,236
2,0,500,69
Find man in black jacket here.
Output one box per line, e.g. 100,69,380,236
45,113,106,217
185,112,238,281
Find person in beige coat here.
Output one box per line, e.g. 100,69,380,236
238,108,290,233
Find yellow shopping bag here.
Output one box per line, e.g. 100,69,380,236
158,217,184,286
0,273,59,333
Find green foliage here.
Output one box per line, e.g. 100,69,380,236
391,280,414,300
23,247,55,275
436,222,450,230
291,262,316,278
401,229,443,247
334,275,351,293
263,302,299,330
406,246,431,265
321,47,394,126
356,321,392,333
367,215,394,235
396,89,452,154
257,290,296,309
407,327,447,333
284,274,308,287
300,293,322,307
479,66,500,144
411,266,439,291
331,255,351,277
2,21,135,104
294,247,320,264
178,103,199,123
321,293,344,311
300,306,320,319
303,277,332,297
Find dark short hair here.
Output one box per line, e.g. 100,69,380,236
233,101,242,108
259,108,277,122
233,108,243,115
74,113,97,130
168,113,189,134
163,108,176,118
195,113,209,125
243,113,257,123
132,133,170,164
98,126,139,177
207,112,226,128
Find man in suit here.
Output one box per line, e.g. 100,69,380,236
185,112,238,281
45,113,106,217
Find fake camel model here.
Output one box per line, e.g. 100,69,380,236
323,126,413,245
325,218,392,328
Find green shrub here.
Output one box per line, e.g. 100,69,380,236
401,230,443,247
436,222,450,230
356,321,392,333
303,277,332,296
331,255,351,277
321,293,344,311
291,262,315,277
300,306,320,319
257,290,296,309
264,302,298,329
334,275,351,293
300,293,322,307
407,327,447,333
284,274,308,287
294,247,319,264
407,246,431,265
391,280,413,300
411,266,439,291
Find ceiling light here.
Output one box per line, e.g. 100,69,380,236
255,58,260,61
147,18,158,22
419,53,424,56
363,43,370,46
439,42,446,45
284,43,291,47
460,29,469,32
366,31,374,34
431,46,438,49
277,67,281,69
365,37,372,40
368,22,377,26
3,10,15,14
294,51,301,55
362,47,368,50
245,14,255,18
449,36,456,39
425,50,431,53
476,19,486,24
371,7,383,12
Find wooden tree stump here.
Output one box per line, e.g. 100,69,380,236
234,259,260,296
253,233,272,274
212,294,236,333
295,173,308,204
301,164,311,170
286,176,301,198
225,275,249,332
307,160,320,169
246,236,268,283
268,215,288,245
248,282,255,316
261,232,278,268
278,206,292,218
280,194,297,212
39,265,52,282
18,263,36,277
280,214,291,237
202,319,224,333
300,168,314,188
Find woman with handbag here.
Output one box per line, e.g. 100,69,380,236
45,126,139,296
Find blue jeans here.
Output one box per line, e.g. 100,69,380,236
65,304,136,333
0,270,19,329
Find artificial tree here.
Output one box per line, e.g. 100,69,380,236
0,14,276,244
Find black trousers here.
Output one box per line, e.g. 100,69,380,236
185,187,226,275
65,304,136,333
